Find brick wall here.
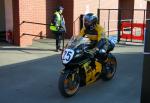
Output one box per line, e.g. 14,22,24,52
74,0,99,35
13,0,72,46
13,0,57,47
12,0,148,46
19,0,46,47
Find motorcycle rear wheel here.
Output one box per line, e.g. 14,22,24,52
58,71,80,97
101,55,117,81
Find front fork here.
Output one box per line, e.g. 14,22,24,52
60,67,79,82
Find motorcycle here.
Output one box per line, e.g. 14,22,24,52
58,35,117,97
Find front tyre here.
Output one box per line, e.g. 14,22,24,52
58,70,80,97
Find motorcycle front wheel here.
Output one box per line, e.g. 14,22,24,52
58,70,80,97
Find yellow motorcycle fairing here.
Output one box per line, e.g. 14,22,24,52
83,61,102,85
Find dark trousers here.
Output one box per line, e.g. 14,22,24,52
53,31,62,50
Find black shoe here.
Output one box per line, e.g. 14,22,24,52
59,48,62,51
56,49,59,52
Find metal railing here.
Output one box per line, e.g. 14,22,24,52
97,9,150,43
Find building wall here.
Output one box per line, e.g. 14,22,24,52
12,0,20,45
100,0,119,9
5,0,13,32
15,0,58,47
119,0,134,21
19,0,46,46
134,0,147,9
61,0,73,38
46,0,58,38
0,0,6,32
99,0,119,35
12,0,71,46
74,0,99,35
11,0,149,46
134,0,147,23
0,0,6,41
73,0,119,36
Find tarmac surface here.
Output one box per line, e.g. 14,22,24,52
0,39,144,103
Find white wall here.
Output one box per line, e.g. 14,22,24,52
134,0,147,9
5,0,13,32
100,0,119,9
134,0,147,23
73,0,99,35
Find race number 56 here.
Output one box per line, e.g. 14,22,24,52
62,49,74,64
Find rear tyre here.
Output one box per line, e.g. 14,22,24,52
101,55,117,81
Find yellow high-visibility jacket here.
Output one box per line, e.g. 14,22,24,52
50,11,62,31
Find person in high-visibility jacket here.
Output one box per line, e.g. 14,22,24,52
50,6,66,52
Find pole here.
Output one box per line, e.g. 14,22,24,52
97,9,100,24
62,32,64,49
108,9,110,37
117,9,121,43
141,20,150,103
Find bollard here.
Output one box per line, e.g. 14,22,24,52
6,30,13,43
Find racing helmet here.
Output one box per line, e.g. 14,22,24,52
83,13,98,30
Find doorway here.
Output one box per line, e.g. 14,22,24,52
0,0,6,42
118,0,134,20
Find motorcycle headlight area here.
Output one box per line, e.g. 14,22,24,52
76,49,81,53
62,49,75,64
74,49,82,58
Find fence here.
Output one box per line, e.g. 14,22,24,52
97,9,150,43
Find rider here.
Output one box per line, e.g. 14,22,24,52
80,13,106,47
79,13,113,68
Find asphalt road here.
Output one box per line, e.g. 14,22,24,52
0,44,143,103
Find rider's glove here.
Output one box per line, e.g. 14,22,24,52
99,49,106,53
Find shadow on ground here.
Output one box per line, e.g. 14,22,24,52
0,47,56,52
0,51,143,103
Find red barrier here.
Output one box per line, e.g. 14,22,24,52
121,22,145,41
